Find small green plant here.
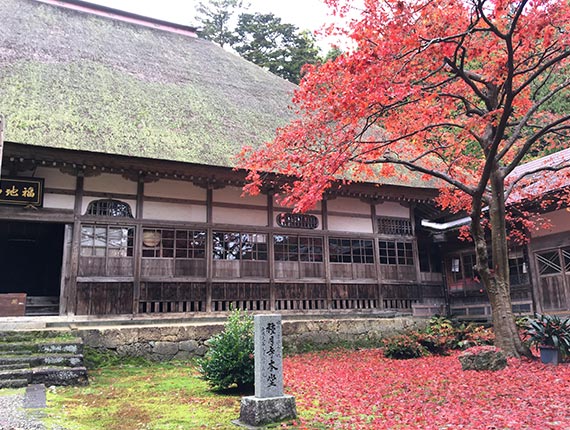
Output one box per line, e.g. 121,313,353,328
426,315,455,333
383,334,428,359
197,309,254,392
524,313,570,355
456,323,495,349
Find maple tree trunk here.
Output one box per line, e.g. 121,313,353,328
471,170,531,358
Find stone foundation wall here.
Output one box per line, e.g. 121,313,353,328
78,317,424,361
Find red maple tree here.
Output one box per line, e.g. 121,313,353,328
241,0,570,357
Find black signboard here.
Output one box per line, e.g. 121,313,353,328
276,212,319,229
0,176,44,207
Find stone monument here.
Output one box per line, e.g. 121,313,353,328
236,314,297,427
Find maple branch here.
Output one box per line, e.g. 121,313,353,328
530,65,556,101
364,154,475,196
514,49,570,96
444,57,489,106
439,93,485,117
507,0,529,38
504,163,570,201
474,0,508,40
499,79,570,161
504,113,570,176
354,122,464,148
513,43,561,77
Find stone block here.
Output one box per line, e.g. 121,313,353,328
238,395,297,427
151,341,179,357
179,339,199,352
459,347,507,371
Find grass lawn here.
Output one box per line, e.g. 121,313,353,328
44,349,570,430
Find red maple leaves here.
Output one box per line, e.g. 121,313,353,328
283,350,570,429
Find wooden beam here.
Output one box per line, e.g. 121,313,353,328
267,192,276,311
132,176,145,315
67,172,84,316
0,114,4,178
205,187,213,312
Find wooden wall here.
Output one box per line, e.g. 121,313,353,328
1,155,445,317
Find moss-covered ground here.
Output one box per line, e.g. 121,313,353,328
45,361,242,430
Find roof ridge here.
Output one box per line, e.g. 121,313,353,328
35,0,199,38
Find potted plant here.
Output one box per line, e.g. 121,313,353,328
524,314,570,365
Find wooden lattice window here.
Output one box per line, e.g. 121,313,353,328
142,228,206,259
86,199,133,217
537,250,562,275
563,248,570,273
213,232,268,261
274,235,323,262
80,225,134,257
451,253,477,282
378,241,413,265
329,238,374,263
377,217,412,235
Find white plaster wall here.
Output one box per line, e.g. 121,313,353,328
376,202,410,218
213,207,267,226
531,209,570,238
82,197,138,217
327,197,371,215
274,195,322,211
144,179,206,201
84,173,137,195
34,167,76,190
214,186,266,207
143,201,207,223
43,193,75,210
328,215,373,233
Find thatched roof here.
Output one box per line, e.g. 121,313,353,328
0,0,297,167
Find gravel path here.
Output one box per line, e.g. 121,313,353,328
0,390,46,430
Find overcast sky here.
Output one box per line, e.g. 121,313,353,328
89,0,332,33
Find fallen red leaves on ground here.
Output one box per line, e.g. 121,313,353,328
283,349,570,429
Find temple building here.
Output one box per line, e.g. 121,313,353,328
0,0,568,319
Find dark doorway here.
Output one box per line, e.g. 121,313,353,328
0,221,64,315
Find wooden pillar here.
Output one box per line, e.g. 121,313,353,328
267,192,276,311
371,202,384,309
0,114,4,178
205,187,213,313
132,176,145,315
410,203,422,301
67,172,84,316
58,225,73,315
321,199,332,309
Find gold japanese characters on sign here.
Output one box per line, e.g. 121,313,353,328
0,177,44,207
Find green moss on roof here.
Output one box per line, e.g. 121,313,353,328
0,0,297,167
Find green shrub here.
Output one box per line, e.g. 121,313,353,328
457,323,495,349
197,309,254,392
383,334,428,359
414,331,453,355
524,313,570,356
382,316,496,360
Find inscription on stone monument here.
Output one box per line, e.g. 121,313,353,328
237,314,296,428
255,314,283,398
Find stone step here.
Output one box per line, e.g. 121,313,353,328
0,339,83,355
0,330,75,343
0,378,29,389
0,362,30,371
0,354,84,368
32,366,89,387
0,366,88,386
